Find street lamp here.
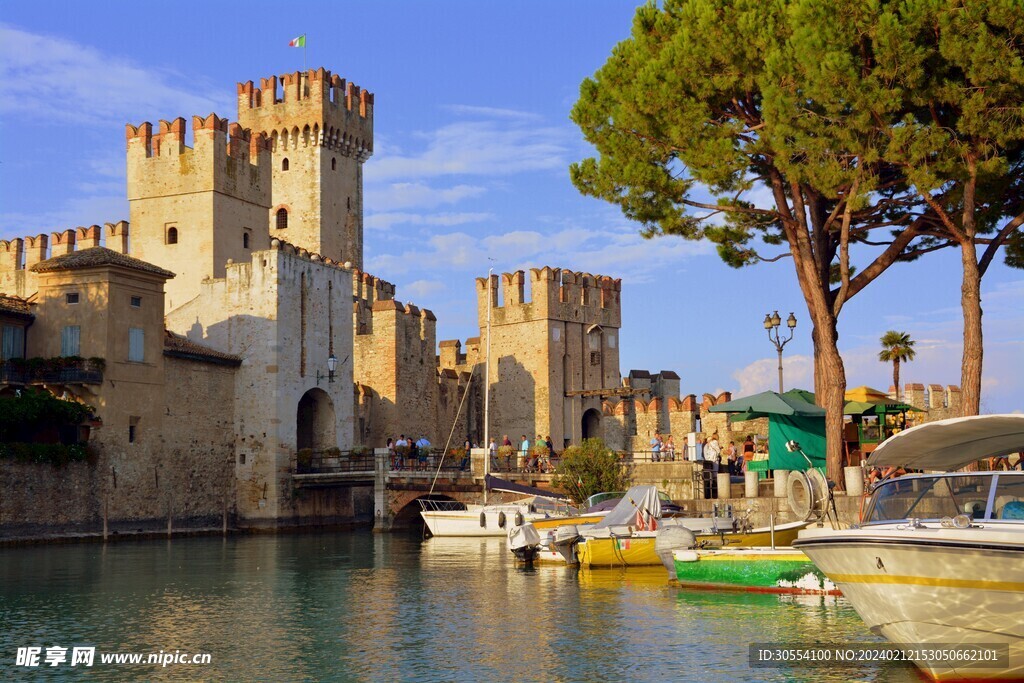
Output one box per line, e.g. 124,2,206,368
764,311,797,393
316,354,339,385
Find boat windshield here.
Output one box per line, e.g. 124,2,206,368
865,474,994,523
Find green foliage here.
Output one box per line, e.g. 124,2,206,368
0,388,92,442
552,438,631,505
570,0,1024,291
0,442,92,466
878,331,917,364
296,448,313,469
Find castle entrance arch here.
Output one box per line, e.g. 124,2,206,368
296,388,336,451
582,408,602,441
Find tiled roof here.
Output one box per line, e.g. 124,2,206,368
31,247,175,279
163,331,241,367
0,294,33,318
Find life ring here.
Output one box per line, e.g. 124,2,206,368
498,511,507,528
787,469,827,521
514,511,524,527
479,512,487,528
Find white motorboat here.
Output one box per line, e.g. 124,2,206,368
419,475,575,537
794,414,1024,681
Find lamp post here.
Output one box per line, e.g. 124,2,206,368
316,354,339,385
764,311,797,393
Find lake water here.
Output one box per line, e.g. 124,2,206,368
0,531,922,681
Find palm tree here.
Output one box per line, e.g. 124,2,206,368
878,331,917,401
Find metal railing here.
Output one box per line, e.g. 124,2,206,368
0,359,104,385
295,450,376,475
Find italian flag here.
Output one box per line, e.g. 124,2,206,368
288,35,306,48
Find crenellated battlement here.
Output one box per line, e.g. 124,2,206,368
0,222,131,275
475,265,622,328
236,68,373,161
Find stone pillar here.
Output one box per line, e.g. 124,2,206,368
745,471,759,498
373,448,390,532
717,473,732,500
773,470,790,497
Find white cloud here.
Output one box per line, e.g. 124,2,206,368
0,194,128,239
365,212,493,231
403,279,447,300
732,354,816,396
366,119,569,181
0,24,230,124
364,182,487,211
442,104,543,121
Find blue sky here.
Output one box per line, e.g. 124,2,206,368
1,1,1021,412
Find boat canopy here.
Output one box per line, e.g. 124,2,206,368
866,414,1024,471
483,475,569,501
588,485,661,529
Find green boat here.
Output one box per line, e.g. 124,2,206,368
672,547,840,595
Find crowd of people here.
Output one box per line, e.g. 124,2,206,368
385,434,432,470
647,431,764,476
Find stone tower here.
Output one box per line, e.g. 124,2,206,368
236,68,373,269
476,267,622,449
125,115,272,310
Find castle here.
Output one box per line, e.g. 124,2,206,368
0,67,697,532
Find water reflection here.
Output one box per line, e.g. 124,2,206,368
0,533,919,681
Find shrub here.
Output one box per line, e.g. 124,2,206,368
552,438,632,505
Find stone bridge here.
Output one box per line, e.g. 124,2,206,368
291,449,705,531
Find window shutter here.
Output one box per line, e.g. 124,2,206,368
129,327,145,362
61,326,81,357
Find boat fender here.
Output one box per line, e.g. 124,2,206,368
498,511,506,529
479,512,487,528
675,550,700,563
514,511,524,527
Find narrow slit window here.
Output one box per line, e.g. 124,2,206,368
282,158,290,171
167,226,178,244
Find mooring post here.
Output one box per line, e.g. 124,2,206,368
373,448,389,533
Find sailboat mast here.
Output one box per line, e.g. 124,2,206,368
484,266,492,505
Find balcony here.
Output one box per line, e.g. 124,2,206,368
0,357,105,386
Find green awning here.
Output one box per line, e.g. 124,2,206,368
844,400,925,416
709,390,825,417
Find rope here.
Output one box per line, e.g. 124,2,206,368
428,369,473,498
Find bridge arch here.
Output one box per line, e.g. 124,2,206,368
297,388,336,451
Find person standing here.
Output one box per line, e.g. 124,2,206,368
488,437,498,470
664,435,676,462
705,433,722,473
650,431,663,462
742,435,755,470
520,435,530,471
724,440,737,475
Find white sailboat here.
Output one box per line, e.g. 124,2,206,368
419,267,574,537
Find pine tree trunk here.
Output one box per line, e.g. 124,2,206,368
893,359,900,402
811,316,847,486
960,243,983,417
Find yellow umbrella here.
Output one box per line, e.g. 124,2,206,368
844,385,891,403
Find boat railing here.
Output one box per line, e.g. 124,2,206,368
417,499,469,512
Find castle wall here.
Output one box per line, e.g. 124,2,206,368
472,268,622,449
353,299,438,446
165,244,354,525
126,116,271,311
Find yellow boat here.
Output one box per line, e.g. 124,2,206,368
576,520,810,568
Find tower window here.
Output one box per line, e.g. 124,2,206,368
130,296,142,308
331,157,337,171
243,231,250,249
276,208,288,230
65,293,80,305
282,158,290,171
167,226,178,244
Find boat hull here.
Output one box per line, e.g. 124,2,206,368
577,522,808,567
420,505,538,537
795,529,1024,681
672,548,839,595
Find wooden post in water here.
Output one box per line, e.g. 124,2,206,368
167,496,173,538
102,496,108,542
222,495,228,536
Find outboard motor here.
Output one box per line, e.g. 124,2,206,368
551,525,582,566
507,523,542,564
655,526,698,579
